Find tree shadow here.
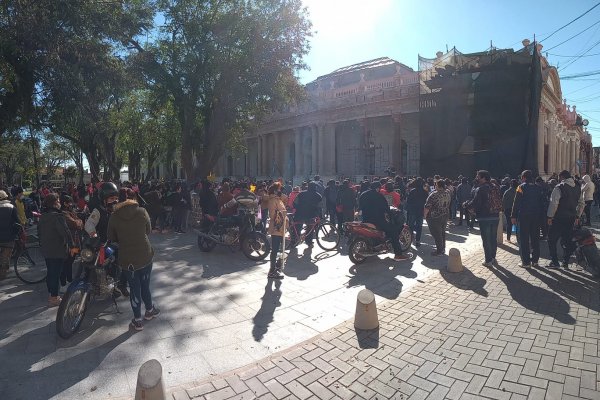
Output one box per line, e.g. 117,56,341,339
0,322,132,399
252,280,282,342
355,327,379,349
440,267,488,297
487,263,576,324
527,266,600,313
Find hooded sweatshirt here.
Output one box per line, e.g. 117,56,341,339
107,200,153,269
547,178,585,220
582,175,595,202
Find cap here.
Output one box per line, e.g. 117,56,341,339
0,190,8,200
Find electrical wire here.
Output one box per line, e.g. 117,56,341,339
561,69,600,79
540,2,600,43
559,38,600,72
548,52,600,57
544,19,600,52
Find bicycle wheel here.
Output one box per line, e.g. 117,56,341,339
316,222,340,251
14,245,47,284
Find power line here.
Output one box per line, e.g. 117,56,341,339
540,2,600,43
559,38,600,72
561,69,600,79
548,51,600,57
545,19,600,52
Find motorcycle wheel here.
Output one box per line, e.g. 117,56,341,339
316,222,340,251
349,238,368,264
56,284,90,339
241,232,271,261
197,235,217,252
399,225,413,252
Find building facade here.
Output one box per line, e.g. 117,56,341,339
215,58,420,180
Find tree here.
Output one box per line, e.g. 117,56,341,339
131,0,311,181
0,133,36,185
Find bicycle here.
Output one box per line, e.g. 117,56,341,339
12,224,47,284
285,215,340,251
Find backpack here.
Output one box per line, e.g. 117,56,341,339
488,184,503,214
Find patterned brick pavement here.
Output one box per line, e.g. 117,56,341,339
168,237,600,400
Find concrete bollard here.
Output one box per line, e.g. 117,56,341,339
447,248,464,273
135,359,166,400
354,289,378,330
497,211,504,245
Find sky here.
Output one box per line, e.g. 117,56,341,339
300,0,600,143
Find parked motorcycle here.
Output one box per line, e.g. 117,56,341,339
572,227,600,278
196,209,271,261
56,237,119,339
345,208,413,264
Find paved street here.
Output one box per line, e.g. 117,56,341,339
1,217,599,399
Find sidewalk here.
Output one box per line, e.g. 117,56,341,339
168,229,600,400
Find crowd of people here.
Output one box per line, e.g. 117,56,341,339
0,167,596,330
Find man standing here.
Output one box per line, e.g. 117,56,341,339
292,182,322,247
546,170,585,269
581,175,595,226
511,170,545,268
466,170,501,267
456,178,472,226
0,190,19,280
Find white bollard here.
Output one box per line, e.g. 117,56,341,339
354,289,379,330
497,211,504,245
135,359,166,400
447,248,464,273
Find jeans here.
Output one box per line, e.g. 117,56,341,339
61,255,75,286
584,200,593,225
292,219,315,245
504,209,514,240
408,213,424,243
327,205,337,225
45,258,64,297
426,215,447,253
479,219,499,262
517,214,541,264
379,222,402,256
124,263,154,319
271,235,282,265
548,216,576,264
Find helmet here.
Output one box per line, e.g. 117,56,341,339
99,182,118,202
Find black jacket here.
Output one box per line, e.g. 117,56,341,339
511,183,545,219
359,189,390,228
294,188,322,220
0,200,19,243
38,208,73,260
406,187,428,217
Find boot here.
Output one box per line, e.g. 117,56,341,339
267,261,284,280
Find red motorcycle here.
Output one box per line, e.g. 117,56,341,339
345,209,413,264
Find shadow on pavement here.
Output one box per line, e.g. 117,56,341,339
282,247,318,281
487,263,576,324
355,327,379,349
252,280,282,342
527,266,600,313
346,262,416,300
440,267,488,297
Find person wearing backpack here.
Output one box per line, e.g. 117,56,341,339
511,170,545,268
465,170,501,267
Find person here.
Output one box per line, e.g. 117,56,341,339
29,186,42,213
60,195,83,285
380,182,401,208
546,170,585,269
292,182,322,247
581,175,595,226
199,180,219,221
108,188,159,331
535,176,551,240
287,186,300,214
324,180,339,225
38,194,74,307
511,170,545,268
359,181,409,261
144,186,164,233
466,170,501,267
424,179,451,256
0,190,19,280
406,178,428,247
502,179,518,242
12,187,27,226
262,183,288,279
217,183,236,216
456,178,472,226
336,180,357,234
85,182,129,297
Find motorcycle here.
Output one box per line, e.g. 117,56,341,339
344,208,413,264
572,227,600,279
56,237,119,339
196,208,271,261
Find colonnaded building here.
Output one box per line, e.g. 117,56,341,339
210,41,593,181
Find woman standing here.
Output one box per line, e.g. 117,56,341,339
262,183,288,280
60,195,83,286
108,188,159,331
424,180,451,256
38,194,74,307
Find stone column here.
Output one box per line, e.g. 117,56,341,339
257,135,263,176
311,125,318,175
273,131,280,178
294,128,302,180
392,113,402,172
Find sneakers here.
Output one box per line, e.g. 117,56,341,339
546,261,560,269
394,254,411,261
430,251,443,257
519,262,531,269
48,296,62,307
531,262,539,268
144,306,161,321
268,269,284,279
561,262,570,270
482,261,493,267
130,318,143,331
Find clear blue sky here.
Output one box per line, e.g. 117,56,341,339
300,0,600,144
